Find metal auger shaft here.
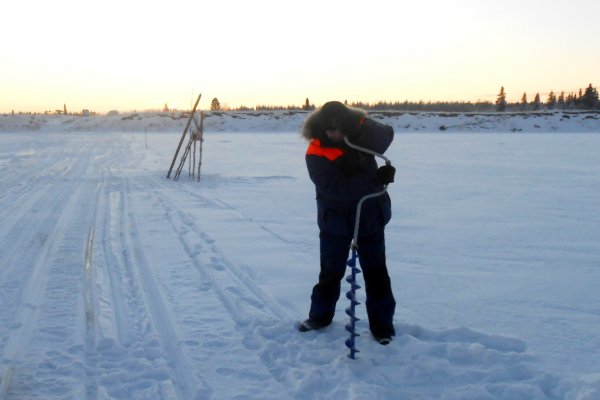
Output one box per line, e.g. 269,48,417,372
345,247,361,359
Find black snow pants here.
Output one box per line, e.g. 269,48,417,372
308,230,396,338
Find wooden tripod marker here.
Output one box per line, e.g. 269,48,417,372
179,112,204,182
172,112,205,181
166,93,202,179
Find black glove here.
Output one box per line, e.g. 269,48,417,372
376,165,395,185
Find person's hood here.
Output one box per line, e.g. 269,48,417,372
301,104,367,141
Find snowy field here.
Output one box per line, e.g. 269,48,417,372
1,114,600,399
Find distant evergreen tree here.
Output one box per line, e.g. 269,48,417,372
302,98,314,110
496,86,507,111
210,98,221,111
546,91,556,109
566,93,576,109
581,83,599,109
557,91,565,109
532,93,541,110
520,92,528,111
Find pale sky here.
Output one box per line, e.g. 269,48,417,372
2,0,600,113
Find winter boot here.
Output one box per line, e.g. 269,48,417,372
298,318,330,332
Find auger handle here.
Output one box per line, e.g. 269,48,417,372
344,136,393,249
343,136,391,166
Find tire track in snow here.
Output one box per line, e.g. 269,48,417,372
0,135,137,399
99,188,136,348
82,180,103,400
83,223,98,400
0,152,79,324
0,141,108,399
120,187,211,399
94,178,210,399
0,171,86,399
0,155,79,282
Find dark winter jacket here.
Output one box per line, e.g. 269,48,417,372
302,106,394,238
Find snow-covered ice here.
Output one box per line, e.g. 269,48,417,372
0,112,599,399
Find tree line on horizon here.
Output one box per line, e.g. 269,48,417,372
495,84,599,112
5,84,598,116
208,83,599,113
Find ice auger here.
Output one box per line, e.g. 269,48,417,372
343,136,392,359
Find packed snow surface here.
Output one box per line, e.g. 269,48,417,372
1,112,599,399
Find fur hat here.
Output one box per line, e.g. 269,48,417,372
317,101,350,131
301,101,367,141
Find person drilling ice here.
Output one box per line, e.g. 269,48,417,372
299,101,396,345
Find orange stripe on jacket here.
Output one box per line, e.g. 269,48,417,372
306,139,344,161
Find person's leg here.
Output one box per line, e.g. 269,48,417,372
307,231,352,326
358,231,396,339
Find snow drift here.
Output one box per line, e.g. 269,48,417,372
1,109,599,134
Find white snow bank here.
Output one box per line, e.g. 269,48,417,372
1,109,599,133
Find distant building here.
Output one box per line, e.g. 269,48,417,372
82,109,90,117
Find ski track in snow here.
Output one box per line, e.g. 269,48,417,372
0,132,598,399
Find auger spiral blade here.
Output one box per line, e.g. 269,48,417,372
345,249,362,359
345,337,360,359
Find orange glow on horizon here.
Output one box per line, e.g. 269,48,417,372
1,0,598,114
